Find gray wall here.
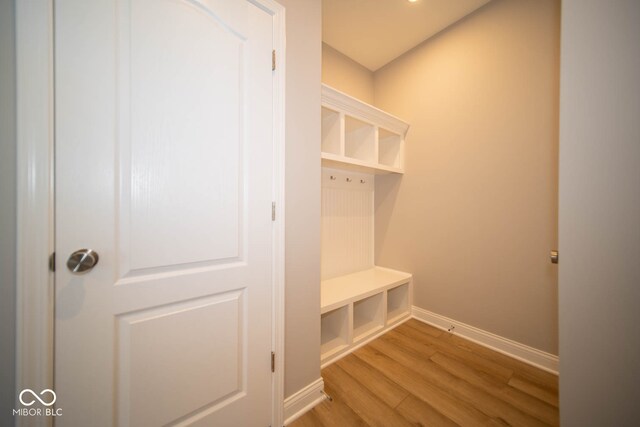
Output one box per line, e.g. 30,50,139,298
279,0,322,398
322,43,374,105
0,0,17,425
559,0,640,425
373,0,561,354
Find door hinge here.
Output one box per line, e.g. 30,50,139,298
272,50,276,71
271,351,275,372
49,252,55,272
272,202,276,221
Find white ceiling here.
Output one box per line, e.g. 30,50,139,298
323,0,491,71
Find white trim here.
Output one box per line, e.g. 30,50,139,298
283,378,326,426
15,2,55,427
412,306,559,374
253,0,287,426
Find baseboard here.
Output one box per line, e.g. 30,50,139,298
412,306,559,375
283,377,326,425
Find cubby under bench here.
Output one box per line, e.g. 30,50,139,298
320,266,413,367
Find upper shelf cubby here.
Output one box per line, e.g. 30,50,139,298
321,84,410,174
345,116,376,163
321,107,341,156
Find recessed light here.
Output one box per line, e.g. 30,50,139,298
408,0,419,3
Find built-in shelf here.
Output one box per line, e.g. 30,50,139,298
320,267,412,366
321,306,350,358
378,128,403,169
321,107,341,156
321,84,409,174
387,283,410,325
353,293,384,342
321,267,412,313
344,116,376,163
319,87,412,367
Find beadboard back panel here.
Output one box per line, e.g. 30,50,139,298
321,168,374,280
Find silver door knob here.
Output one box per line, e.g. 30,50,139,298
550,250,559,264
67,249,99,274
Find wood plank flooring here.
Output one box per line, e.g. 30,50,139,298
290,319,558,427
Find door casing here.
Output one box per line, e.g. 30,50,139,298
14,1,286,426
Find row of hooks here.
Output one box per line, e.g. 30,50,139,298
330,175,366,184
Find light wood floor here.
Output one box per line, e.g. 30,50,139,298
290,319,558,427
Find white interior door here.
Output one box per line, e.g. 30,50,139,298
54,1,275,425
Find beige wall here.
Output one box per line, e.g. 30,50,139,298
322,43,374,104
280,0,322,398
0,0,17,424
373,0,560,354
559,0,640,424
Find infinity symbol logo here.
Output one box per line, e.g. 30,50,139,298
19,389,57,407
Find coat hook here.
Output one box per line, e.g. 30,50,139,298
360,179,366,184
346,177,352,182
330,175,336,180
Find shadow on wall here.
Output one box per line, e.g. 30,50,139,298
374,174,402,264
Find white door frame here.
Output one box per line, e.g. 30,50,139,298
14,1,286,426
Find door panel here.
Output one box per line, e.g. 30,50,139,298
55,1,274,425
118,291,244,426
127,0,244,270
